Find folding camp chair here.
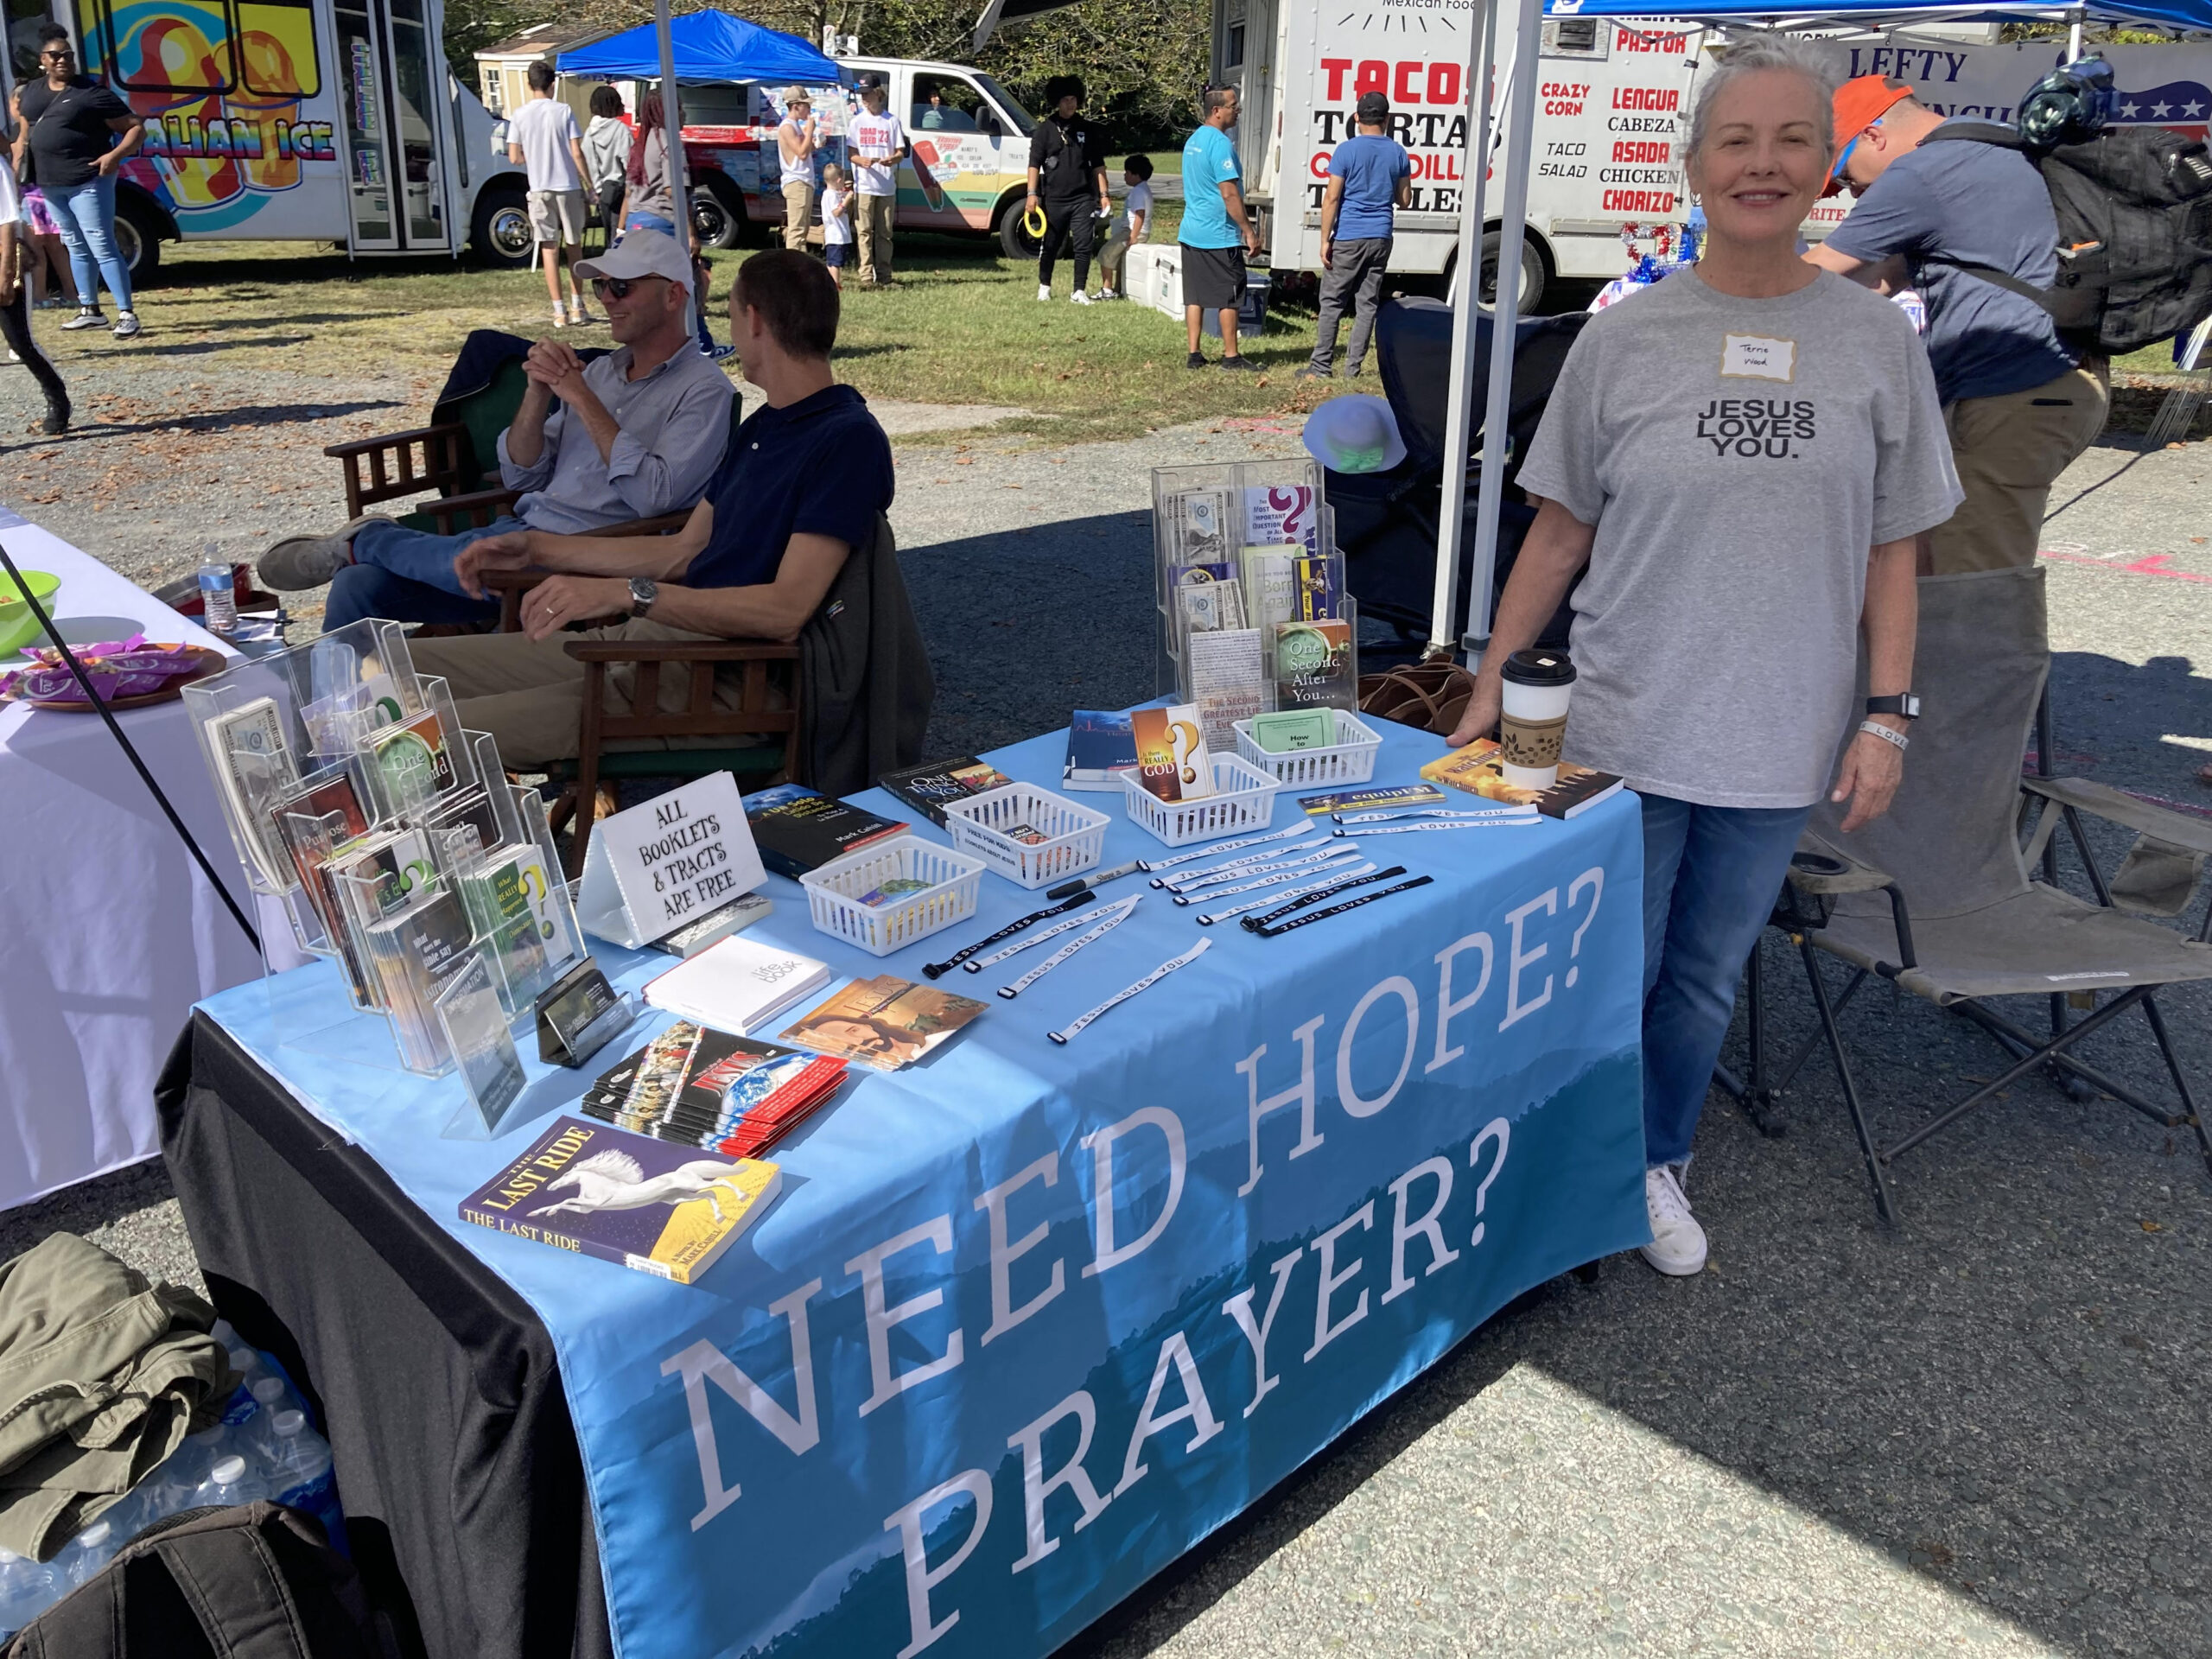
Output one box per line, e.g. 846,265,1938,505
1722,566,2212,1223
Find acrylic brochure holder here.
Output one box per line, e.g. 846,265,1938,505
1150,459,1356,747
183,621,588,1095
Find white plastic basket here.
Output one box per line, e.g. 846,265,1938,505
944,783,1109,890
1121,753,1283,848
800,836,987,957
1232,709,1384,789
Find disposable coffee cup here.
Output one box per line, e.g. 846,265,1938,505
1497,650,1576,790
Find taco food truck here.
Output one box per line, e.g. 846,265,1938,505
2,0,532,278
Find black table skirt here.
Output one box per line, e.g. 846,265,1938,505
156,1011,614,1659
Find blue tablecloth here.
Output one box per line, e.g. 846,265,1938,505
199,719,1648,1659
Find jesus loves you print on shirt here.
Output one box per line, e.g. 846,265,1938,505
1694,396,1818,459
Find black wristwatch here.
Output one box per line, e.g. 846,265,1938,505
628,577,658,618
1866,693,1921,720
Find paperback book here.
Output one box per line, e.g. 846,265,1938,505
1298,782,1449,816
1420,739,1627,819
1237,546,1300,632
878,758,1016,828
458,1115,781,1284
1131,704,1214,803
742,784,909,879
1184,629,1265,750
1062,709,1139,792
643,934,833,1036
584,1020,848,1156
1243,484,1321,555
779,975,988,1071
1271,620,1357,712
652,893,774,957
365,704,458,810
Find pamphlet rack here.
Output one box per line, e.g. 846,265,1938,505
1233,708,1383,789
1122,753,1282,847
944,784,1107,889
801,836,986,957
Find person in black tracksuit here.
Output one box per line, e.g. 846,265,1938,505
1026,76,1109,304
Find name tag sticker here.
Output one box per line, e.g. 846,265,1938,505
1719,334,1796,382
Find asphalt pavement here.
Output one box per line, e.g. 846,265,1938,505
5,419,2209,1658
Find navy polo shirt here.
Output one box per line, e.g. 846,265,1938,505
684,384,894,589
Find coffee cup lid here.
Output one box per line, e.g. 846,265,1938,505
1501,649,1575,685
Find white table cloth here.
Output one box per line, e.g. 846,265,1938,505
0,512,275,1211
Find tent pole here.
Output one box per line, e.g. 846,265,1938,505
1426,0,1501,659
2065,6,2085,57
655,0,696,340
1460,0,1543,664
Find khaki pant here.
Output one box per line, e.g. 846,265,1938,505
1926,359,2110,575
410,619,771,768
781,179,814,251
857,193,896,284
1099,226,1131,293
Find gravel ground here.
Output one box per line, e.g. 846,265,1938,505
5,344,2209,1659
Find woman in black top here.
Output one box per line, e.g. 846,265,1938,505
10,24,143,339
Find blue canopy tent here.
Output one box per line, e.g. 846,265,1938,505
555,10,848,84
1423,0,2212,658
555,10,845,339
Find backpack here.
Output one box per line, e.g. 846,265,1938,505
1923,120,2212,355
3,1503,397,1659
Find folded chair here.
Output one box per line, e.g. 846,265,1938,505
1725,566,2212,1222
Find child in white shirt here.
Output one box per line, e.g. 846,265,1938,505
818,163,854,289
1098,154,1153,302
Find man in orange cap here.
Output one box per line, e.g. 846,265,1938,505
1806,75,2107,577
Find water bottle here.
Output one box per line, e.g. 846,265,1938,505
268,1411,348,1554
59,1520,118,1590
190,1454,270,1513
0,1547,57,1639
196,544,238,637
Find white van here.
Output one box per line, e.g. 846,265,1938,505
663,58,1045,253
8,0,533,279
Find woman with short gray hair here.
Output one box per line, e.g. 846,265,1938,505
1446,35,1960,1275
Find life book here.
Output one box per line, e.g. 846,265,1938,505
643,934,832,1035
878,757,1015,828
742,784,908,879
458,1116,780,1284
1062,709,1139,792
1420,739,1627,819
583,1022,847,1155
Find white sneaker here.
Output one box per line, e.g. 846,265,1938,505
1639,1165,1707,1276
1071,290,1094,305
1036,283,1052,302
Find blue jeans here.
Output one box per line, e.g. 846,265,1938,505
44,175,130,312
1639,792,1812,1167
322,518,517,632
619,213,714,352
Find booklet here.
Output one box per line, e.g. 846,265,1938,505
1131,703,1215,803
643,934,833,1036
459,1115,781,1285
1271,620,1356,713
1420,739,1627,819
779,974,988,1071
1185,629,1266,751
1062,709,1139,792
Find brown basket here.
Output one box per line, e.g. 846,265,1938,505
1357,659,1478,737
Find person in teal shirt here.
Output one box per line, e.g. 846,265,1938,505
1179,86,1262,372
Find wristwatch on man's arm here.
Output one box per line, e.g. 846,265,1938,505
628,577,658,618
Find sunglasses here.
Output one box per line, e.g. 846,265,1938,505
590,275,665,299
41,48,73,59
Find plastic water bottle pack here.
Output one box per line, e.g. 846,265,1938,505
0,1325,349,1641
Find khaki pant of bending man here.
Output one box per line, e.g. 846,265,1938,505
1926,359,2110,575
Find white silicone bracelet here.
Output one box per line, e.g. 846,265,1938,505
1859,720,1909,752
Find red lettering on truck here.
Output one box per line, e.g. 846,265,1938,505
1611,86,1681,111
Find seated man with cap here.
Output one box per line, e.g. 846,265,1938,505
404,249,895,769
259,228,735,632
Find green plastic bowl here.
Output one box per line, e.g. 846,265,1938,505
0,570,60,656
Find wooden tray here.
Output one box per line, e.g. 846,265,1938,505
3,645,226,711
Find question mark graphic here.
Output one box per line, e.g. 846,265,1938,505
1468,1117,1510,1247
1564,866,1604,989
1271,486,1311,543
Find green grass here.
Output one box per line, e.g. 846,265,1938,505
1104,149,1184,179
135,230,1329,444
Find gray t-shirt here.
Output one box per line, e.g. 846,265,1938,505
1821,120,2077,404
1516,268,1962,810
509,97,582,194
